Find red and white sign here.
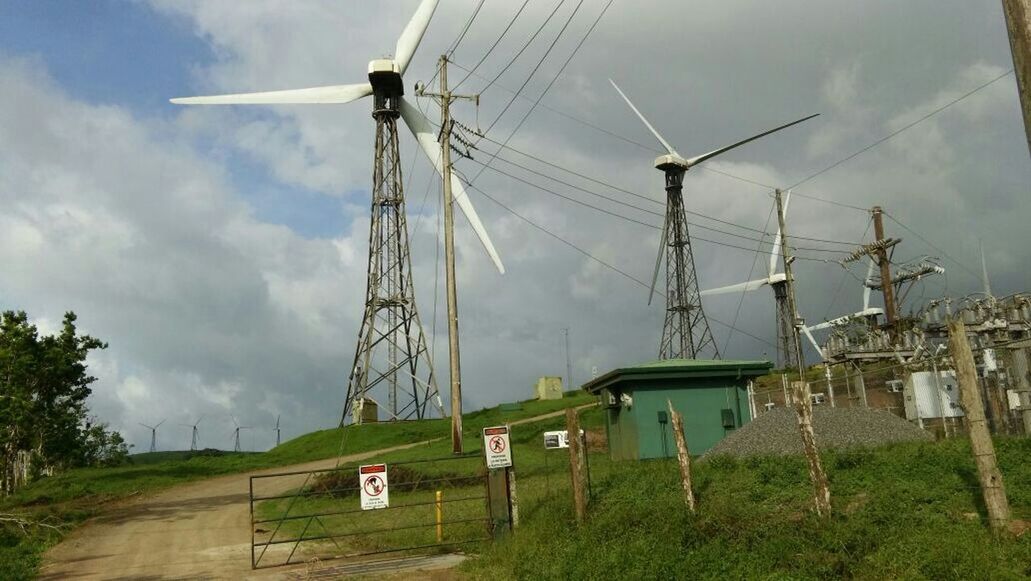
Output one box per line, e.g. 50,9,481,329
482,426,512,469
358,464,389,510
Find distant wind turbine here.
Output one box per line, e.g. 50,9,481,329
138,419,166,454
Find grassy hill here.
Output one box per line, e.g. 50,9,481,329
460,436,1031,580
9,387,1027,580
0,391,594,579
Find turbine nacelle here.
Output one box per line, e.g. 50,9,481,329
654,154,690,171
368,59,404,100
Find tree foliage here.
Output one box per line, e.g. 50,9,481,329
0,310,123,494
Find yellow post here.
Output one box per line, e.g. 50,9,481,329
435,490,443,542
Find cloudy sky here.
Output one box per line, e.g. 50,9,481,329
1,0,1026,452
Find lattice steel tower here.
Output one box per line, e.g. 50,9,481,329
656,163,719,359
170,0,507,426
609,79,816,361
343,71,443,425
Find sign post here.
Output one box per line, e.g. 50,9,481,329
482,426,513,538
359,464,389,510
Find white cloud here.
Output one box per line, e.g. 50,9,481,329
2,0,1027,451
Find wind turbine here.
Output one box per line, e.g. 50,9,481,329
801,259,884,357
179,416,203,451
701,191,797,367
171,0,503,426
609,79,817,359
273,415,281,448
138,419,165,454
229,416,251,453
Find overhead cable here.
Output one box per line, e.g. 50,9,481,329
459,178,779,349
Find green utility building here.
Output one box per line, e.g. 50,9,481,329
583,359,772,460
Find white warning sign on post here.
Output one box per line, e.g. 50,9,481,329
359,463,389,510
483,425,512,469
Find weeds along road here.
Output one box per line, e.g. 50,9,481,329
38,406,586,579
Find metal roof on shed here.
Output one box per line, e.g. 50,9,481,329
581,358,772,393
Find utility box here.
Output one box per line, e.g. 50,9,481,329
535,376,563,400
358,398,379,424
582,359,772,460
902,371,963,420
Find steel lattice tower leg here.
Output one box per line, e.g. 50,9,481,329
341,104,443,425
659,168,719,360
772,281,798,369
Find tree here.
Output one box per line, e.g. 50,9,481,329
0,311,115,494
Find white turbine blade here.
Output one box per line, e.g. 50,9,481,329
395,0,440,76
648,214,669,306
609,79,679,157
807,319,837,332
768,190,792,277
684,114,819,167
399,97,505,274
700,278,770,297
979,240,992,298
863,259,875,310
801,325,824,359
171,83,372,105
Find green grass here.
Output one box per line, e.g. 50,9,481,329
462,436,1031,580
249,405,606,567
0,391,595,579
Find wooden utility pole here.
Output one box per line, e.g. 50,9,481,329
566,408,587,524
667,400,696,512
948,319,1011,533
792,381,832,517
421,56,479,454
775,189,807,374
871,207,897,327
1002,0,1031,156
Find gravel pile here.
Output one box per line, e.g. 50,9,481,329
704,407,932,458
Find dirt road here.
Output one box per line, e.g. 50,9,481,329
39,406,588,579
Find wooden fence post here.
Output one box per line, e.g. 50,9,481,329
566,408,587,524
792,381,831,518
508,467,519,528
667,399,696,512
948,319,1011,533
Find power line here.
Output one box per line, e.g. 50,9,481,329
464,157,848,260
450,58,782,190
453,0,533,91
883,212,983,283
474,0,612,188
483,0,588,136
477,0,571,100
822,218,873,321
447,0,488,57
460,179,779,349
723,204,776,353
474,132,863,246
449,58,662,152
785,68,1015,207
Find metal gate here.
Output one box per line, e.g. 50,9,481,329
248,454,497,569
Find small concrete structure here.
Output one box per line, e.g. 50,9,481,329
535,376,563,400
582,359,772,460
357,398,379,423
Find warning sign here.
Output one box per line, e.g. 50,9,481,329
358,464,389,510
482,426,512,469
